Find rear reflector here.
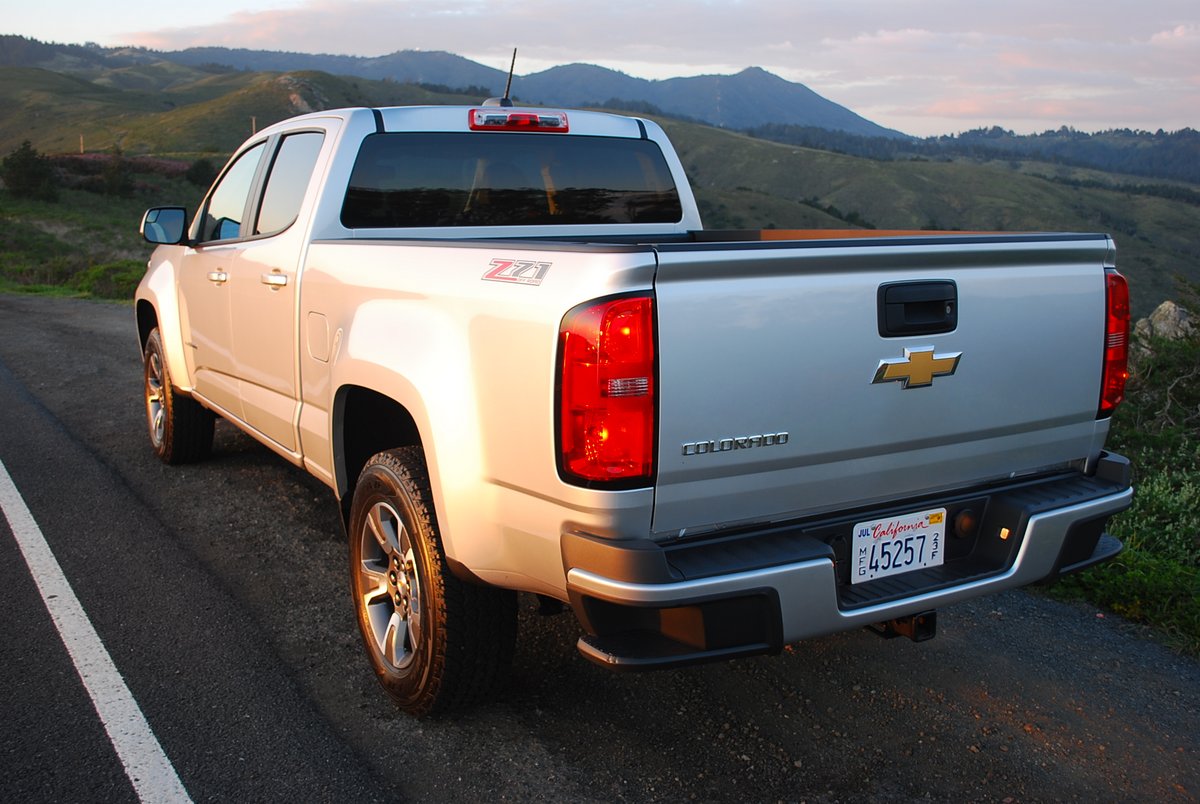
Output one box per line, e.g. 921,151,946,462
469,109,569,132
1099,269,1130,418
558,295,655,486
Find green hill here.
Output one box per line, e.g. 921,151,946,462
0,66,491,156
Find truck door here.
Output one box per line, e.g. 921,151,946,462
226,129,329,453
178,141,269,419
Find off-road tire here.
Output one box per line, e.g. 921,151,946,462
143,327,214,464
348,447,517,717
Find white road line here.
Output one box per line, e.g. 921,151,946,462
0,458,192,804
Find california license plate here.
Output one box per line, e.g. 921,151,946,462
851,507,946,584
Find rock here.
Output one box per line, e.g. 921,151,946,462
1135,301,1194,343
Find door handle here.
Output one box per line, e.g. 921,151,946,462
261,273,288,288
207,271,228,284
878,281,957,337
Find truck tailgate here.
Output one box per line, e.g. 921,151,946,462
650,234,1113,539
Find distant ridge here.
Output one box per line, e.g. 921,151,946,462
523,65,905,137
0,36,907,136
153,45,908,138
162,46,907,138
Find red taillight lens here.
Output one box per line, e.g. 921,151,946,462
558,295,655,486
1099,269,1130,418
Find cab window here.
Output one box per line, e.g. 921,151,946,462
255,132,325,235
341,133,683,228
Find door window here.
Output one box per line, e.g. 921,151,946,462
197,142,266,243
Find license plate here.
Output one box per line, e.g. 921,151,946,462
851,507,946,584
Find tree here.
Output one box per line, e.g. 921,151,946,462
1,140,58,201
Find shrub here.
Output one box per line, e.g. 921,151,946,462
100,148,135,198
1,140,58,201
71,259,146,299
1050,287,1200,655
185,158,218,188
1113,464,1200,566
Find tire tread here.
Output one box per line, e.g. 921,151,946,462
356,447,516,717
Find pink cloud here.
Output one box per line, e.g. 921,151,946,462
1149,23,1199,46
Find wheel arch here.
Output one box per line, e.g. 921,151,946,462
333,385,423,524
134,253,194,393
135,299,158,351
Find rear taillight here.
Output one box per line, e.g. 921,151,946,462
558,295,656,486
1099,269,1130,418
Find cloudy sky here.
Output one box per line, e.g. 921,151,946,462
10,0,1199,136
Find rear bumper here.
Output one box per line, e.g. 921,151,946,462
564,453,1132,670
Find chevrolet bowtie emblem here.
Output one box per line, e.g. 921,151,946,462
872,347,962,388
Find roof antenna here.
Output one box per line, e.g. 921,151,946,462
483,48,517,107
503,48,518,103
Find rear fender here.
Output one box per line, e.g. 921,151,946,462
329,299,485,571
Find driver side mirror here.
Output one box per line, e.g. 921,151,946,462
141,207,188,245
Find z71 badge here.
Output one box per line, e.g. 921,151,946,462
482,258,552,286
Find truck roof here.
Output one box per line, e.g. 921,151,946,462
258,105,651,140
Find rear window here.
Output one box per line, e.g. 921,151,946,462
341,132,683,228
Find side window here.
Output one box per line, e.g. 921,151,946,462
255,131,325,235
197,142,266,244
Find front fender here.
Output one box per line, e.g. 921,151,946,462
135,248,193,393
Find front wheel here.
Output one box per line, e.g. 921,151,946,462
348,447,516,716
143,327,214,464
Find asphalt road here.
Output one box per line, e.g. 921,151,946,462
0,293,1196,803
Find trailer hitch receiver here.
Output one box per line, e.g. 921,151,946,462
868,610,937,642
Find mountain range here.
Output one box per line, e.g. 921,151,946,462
0,36,906,138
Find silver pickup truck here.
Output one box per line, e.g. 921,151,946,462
137,103,1134,716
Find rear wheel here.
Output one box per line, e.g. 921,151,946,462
348,447,516,716
143,328,214,464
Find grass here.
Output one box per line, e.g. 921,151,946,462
0,156,207,300
0,194,148,300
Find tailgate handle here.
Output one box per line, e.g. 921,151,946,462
878,281,957,337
